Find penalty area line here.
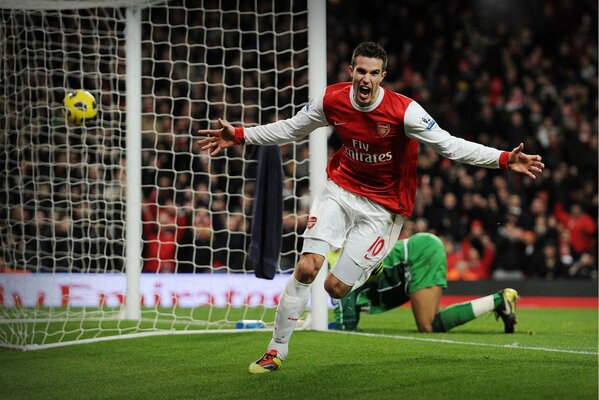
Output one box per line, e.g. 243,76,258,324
328,330,598,356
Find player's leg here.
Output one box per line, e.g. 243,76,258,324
410,285,443,332
248,247,327,374
324,257,383,299
250,181,347,373
328,212,404,299
330,290,361,330
271,251,326,353
406,234,519,333
404,234,448,332
431,297,482,332
332,258,411,330
327,249,360,329
431,288,520,333
325,251,364,299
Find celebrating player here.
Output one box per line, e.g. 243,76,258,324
328,232,519,334
197,41,544,373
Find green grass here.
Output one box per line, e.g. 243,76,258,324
0,307,597,400
0,306,278,346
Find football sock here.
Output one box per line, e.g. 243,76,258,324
432,294,500,332
333,291,360,330
492,292,503,308
268,276,310,360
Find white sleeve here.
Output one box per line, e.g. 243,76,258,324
404,101,502,168
244,92,328,145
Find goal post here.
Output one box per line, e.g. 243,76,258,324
0,0,328,349
124,5,142,322
307,0,328,332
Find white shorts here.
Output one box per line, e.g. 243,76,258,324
302,180,404,285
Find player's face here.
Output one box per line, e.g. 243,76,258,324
350,56,387,107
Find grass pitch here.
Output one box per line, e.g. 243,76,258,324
0,307,596,400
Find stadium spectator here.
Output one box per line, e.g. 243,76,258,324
177,208,213,273
197,41,543,374
553,202,597,257
429,192,464,239
142,200,184,273
447,220,495,281
568,252,597,279
528,240,568,279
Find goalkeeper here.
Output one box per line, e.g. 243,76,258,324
329,232,520,333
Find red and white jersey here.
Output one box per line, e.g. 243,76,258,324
238,82,508,215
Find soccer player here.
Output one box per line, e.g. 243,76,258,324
197,42,544,373
328,232,520,334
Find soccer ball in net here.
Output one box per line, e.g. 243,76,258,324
64,90,98,125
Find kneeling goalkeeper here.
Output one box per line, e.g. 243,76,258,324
329,232,519,333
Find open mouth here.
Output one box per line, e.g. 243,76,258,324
357,85,371,102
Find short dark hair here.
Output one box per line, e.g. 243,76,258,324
351,41,388,71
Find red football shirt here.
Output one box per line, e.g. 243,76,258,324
238,82,507,216
323,82,418,215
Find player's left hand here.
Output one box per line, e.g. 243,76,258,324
507,143,545,179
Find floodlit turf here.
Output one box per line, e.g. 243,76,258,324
0,308,596,400
0,306,278,346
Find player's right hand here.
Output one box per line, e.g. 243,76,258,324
197,118,236,156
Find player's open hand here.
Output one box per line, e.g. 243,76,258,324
507,143,545,179
197,118,235,156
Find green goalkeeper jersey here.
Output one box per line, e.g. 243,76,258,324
382,232,447,293
331,232,448,330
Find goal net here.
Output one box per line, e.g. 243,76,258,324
0,0,320,349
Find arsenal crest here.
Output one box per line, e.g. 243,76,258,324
376,122,390,137
307,216,317,229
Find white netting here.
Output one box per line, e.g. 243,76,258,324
0,0,311,348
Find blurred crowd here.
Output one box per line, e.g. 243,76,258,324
325,0,597,280
0,0,596,281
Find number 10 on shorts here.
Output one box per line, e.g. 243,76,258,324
365,236,385,260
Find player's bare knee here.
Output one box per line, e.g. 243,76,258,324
294,253,324,284
324,283,345,299
324,278,350,299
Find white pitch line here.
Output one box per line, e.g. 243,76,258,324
2,329,596,355
328,330,598,356
0,328,269,351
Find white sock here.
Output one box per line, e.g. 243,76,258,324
268,276,310,360
470,295,495,317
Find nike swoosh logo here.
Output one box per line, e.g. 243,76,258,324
333,121,347,126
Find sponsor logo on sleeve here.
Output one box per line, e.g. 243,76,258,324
420,115,436,131
307,216,317,229
303,100,314,113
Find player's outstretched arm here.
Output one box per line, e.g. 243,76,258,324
197,118,236,156
507,143,545,179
